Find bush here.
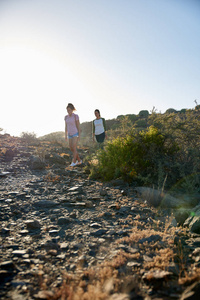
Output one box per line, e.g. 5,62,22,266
20,132,37,144
139,110,149,118
165,108,177,114
180,109,187,114
135,119,147,128
127,114,138,123
89,108,200,193
90,126,179,187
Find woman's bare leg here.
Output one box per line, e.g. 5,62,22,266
69,137,80,163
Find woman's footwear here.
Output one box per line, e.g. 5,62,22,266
76,160,82,165
70,161,77,167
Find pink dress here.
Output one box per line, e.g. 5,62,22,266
64,113,79,136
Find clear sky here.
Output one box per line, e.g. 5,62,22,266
0,0,200,137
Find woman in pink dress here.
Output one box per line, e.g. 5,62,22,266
64,103,82,166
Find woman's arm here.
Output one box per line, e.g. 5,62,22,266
76,119,81,138
92,120,95,141
102,118,107,139
102,118,106,131
65,122,68,141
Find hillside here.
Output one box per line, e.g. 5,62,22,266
1,133,200,299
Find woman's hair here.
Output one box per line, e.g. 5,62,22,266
67,103,76,111
95,109,100,115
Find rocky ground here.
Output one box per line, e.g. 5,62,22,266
1,134,200,300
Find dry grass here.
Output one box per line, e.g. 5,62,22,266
44,171,61,182
19,200,200,300
178,267,200,285
37,212,198,299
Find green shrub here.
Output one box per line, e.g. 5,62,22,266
165,108,177,114
139,110,149,118
180,109,187,114
87,107,200,193
90,126,179,186
127,114,138,123
135,119,147,128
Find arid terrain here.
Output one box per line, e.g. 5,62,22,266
1,133,200,300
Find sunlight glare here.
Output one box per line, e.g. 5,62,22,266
0,45,85,136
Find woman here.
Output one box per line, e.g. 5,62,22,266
92,109,107,144
64,103,82,166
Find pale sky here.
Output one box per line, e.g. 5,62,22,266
0,0,200,137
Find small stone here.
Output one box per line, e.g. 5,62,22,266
12,250,27,257
34,290,54,299
57,217,72,225
127,262,141,268
1,227,10,235
25,219,41,229
60,242,69,250
47,249,57,256
0,260,15,270
100,189,107,196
